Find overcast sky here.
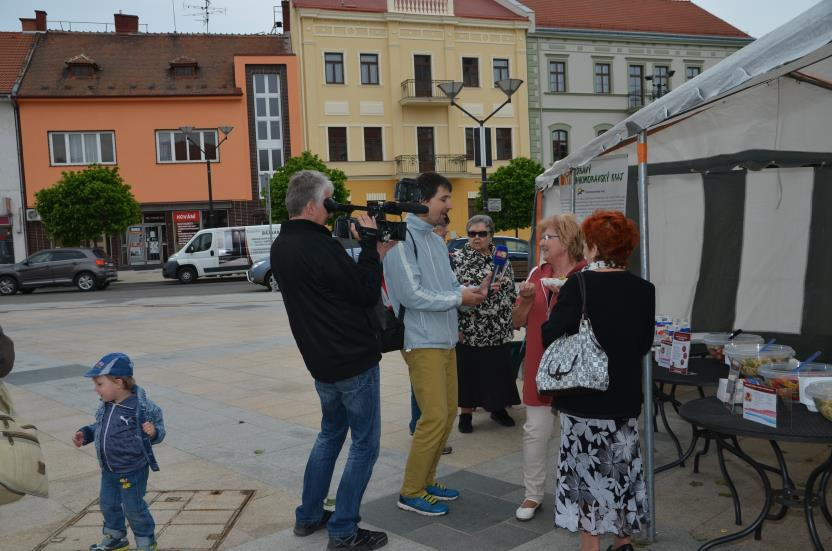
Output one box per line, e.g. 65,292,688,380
0,0,823,38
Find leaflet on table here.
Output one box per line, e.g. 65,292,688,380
657,320,676,368
742,383,777,428
669,322,691,374
717,378,744,404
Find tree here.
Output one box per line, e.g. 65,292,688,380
475,157,544,236
35,165,142,246
269,151,350,227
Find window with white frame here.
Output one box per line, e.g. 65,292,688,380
253,73,284,194
548,61,566,93
49,131,115,165
686,66,702,80
495,128,512,160
594,63,611,94
156,129,217,163
328,127,348,162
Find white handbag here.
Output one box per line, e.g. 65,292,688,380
536,272,609,394
0,383,49,504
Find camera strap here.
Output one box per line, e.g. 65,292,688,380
395,229,418,322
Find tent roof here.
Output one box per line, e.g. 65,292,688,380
536,0,832,189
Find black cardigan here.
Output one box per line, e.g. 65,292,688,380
271,219,382,383
541,270,655,419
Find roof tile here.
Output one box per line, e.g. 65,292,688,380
523,0,751,38
0,32,36,94
18,32,293,98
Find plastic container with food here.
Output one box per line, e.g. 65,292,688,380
804,381,832,422
758,362,832,402
703,333,764,361
724,343,796,377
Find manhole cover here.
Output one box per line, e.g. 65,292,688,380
34,489,254,551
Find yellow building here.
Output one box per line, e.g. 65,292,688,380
289,0,533,238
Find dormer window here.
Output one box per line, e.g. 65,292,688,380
169,56,198,78
65,54,98,79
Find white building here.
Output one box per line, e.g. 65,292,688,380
521,0,753,167
0,31,36,264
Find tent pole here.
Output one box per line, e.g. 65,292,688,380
638,130,656,542
570,171,577,213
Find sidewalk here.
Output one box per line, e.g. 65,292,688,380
114,268,165,284
1,289,831,550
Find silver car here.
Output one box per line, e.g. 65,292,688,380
246,237,361,292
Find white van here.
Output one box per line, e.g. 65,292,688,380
162,225,280,284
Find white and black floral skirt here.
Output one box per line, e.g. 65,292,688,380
554,413,648,536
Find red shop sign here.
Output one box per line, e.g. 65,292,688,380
173,211,201,224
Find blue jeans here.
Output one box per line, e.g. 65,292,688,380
100,466,155,549
409,388,421,434
296,365,381,539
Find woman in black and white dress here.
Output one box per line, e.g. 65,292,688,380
542,210,655,551
452,215,520,433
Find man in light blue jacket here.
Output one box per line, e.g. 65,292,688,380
383,172,490,516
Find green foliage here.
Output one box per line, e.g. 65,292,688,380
35,165,141,246
475,157,544,233
269,151,350,227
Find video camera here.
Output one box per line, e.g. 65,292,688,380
326,178,426,242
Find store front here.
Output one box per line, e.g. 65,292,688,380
0,216,13,265
120,208,229,268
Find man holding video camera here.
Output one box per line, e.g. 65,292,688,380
383,172,491,516
271,170,395,550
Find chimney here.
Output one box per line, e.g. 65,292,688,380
282,1,291,33
20,10,47,32
114,13,139,33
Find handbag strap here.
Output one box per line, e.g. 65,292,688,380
576,271,588,316
394,229,420,322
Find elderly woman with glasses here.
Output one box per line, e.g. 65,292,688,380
511,214,585,521
451,214,520,433
542,210,655,551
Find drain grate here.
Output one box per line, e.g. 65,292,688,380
34,489,254,551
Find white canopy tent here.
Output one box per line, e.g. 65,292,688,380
534,2,832,541
536,0,832,348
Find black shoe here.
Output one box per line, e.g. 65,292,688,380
293,509,333,537
606,544,635,551
458,413,473,433
328,528,388,550
490,409,515,427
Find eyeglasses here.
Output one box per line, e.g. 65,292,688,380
467,231,489,238
541,234,560,241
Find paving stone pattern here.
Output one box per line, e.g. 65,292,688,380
33,490,254,551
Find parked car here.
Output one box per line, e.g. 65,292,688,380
246,236,360,291
0,248,117,296
447,236,530,281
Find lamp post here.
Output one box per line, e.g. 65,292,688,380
645,69,675,100
179,125,234,229
438,78,523,213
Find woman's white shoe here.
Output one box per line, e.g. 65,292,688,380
515,500,541,521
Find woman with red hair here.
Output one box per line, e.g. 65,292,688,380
542,210,655,551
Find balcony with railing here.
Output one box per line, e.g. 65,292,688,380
395,154,467,176
400,79,454,105
387,0,454,16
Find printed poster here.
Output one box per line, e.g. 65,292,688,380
559,154,628,222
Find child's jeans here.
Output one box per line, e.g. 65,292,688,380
100,466,156,549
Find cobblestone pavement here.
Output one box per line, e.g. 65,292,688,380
2,289,831,550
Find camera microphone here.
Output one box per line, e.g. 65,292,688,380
324,198,352,214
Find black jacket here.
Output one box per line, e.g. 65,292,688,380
542,270,655,419
271,219,382,383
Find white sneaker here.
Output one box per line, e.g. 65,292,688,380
515,500,541,521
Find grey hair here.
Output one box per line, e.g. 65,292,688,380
466,214,495,234
285,170,334,217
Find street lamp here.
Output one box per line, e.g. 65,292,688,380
179,125,234,228
645,69,675,99
438,78,523,212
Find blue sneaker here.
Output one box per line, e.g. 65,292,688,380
426,482,459,501
397,493,449,516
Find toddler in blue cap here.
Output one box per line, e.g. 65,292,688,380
73,353,165,551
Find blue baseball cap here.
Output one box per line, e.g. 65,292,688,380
84,353,134,378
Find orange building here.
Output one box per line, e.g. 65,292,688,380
16,11,300,268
